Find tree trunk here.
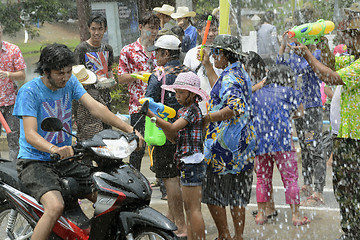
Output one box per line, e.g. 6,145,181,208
76,0,91,42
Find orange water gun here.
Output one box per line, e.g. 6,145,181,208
199,15,213,61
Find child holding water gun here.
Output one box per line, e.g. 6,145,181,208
145,72,209,240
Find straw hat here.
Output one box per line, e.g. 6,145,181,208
344,3,360,15
72,65,97,85
161,72,209,102
153,4,175,16
171,7,196,19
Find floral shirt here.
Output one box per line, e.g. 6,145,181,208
118,39,157,114
336,56,360,140
0,41,26,107
204,62,256,175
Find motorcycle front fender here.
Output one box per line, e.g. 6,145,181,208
119,206,177,235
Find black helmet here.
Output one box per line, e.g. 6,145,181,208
206,34,247,57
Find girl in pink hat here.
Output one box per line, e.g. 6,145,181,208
145,71,209,240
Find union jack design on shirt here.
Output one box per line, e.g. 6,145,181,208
42,94,72,144
85,51,109,77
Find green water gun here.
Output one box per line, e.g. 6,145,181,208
288,19,335,45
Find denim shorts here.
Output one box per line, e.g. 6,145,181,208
180,161,206,186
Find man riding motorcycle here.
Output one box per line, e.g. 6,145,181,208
12,43,143,240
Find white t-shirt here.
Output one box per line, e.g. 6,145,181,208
330,85,342,135
183,45,223,114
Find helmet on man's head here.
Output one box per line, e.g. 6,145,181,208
206,34,247,57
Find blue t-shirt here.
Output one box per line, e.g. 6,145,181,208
13,75,86,161
182,25,197,52
252,84,302,155
276,48,322,109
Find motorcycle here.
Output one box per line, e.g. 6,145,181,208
0,102,177,240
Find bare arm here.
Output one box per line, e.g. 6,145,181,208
317,37,336,70
200,47,219,87
292,103,304,119
252,78,266,92
117,73,137,84
203,106,235,128
0,69,26,82
324,86,334,99
23,116,74,159
147,110,188,143
289,41,344,85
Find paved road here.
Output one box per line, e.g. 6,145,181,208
0,148,342,240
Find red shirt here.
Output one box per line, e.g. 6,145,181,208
118,39,157,114
0,41,26,106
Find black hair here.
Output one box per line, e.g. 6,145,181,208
195,13,219,30
265,65,295,88
245,51,266,82
87,14,107,29
158,48,180,61
139,12,160,27
263,11,274,24
222,50,243,64
171,26,185,38
35,43,75,75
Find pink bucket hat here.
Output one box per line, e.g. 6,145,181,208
161,72,209,102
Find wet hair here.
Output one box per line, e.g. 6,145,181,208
139,12,160,27
222,50,243,64
265,65,295,88
87,14,107,29
35,43,75,75
245,51,266,82
195,13,219,30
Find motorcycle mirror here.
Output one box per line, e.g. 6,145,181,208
41,117,79,141
132,100,149,133
139,100,149,115
41,117,63,132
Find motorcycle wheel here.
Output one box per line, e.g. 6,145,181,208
0,202,33,240
133,227,175,240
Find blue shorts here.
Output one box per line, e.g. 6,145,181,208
180,161,206,186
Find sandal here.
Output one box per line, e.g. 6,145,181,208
150,180,160,188
301,195,325,207
252,210,278,219
293,216,311,226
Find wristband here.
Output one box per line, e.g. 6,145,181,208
49,145,55,153
6,72,9,78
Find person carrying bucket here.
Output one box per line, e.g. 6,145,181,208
144,71,209,240
145,34,191,239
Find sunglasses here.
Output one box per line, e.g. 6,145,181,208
211,48,223,56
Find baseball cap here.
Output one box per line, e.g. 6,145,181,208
148,35,181,51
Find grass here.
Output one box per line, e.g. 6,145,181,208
17,39,80,57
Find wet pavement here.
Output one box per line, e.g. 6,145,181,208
0,144,342,240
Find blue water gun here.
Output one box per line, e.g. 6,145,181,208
139,97,176,119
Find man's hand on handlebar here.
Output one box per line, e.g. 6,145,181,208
50,145,74,160
134,129,145,149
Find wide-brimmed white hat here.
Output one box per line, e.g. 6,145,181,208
161,72,209,102
153,4,175,16
171,7,196,19
72,65,97,85
148,35,181,51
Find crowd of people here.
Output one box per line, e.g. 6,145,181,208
0,2,359,240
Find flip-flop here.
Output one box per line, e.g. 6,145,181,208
293,216,310,226
300,185,313,197
252,210,278,219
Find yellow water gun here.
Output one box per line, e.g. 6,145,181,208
130,72,151,83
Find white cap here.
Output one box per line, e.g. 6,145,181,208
148,35,181,51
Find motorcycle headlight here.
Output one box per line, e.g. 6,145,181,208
91,136,137,159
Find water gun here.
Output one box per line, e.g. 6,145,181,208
0,112,11,134
130,72,151,83
199,15,213,61
288,19,335,45
139,97,176,119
